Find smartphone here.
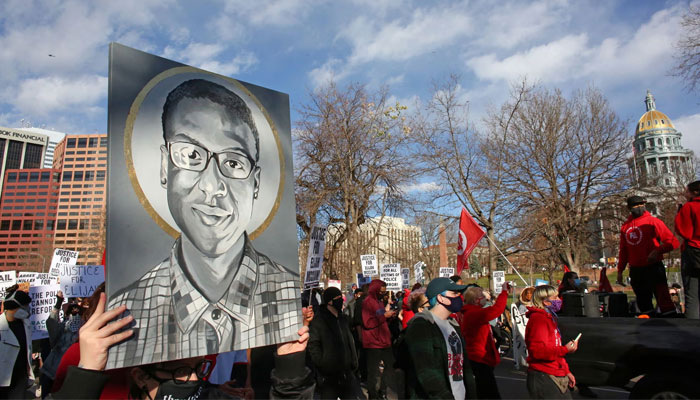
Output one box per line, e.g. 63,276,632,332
575,333,582,342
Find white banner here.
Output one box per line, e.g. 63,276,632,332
303,225,327,289
361,254,378,276
401,268,410,290
49,248,79,279
380,263,401,291
493,270,506,294
28,284,60,340
439,267,455,278
59,264,104,298
413,262,424,284
327,279,341,289
511,303,529,369
0,270,16,300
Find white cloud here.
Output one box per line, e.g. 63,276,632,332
674,113,700,156
163,43,258,76
220,0,321,27
308,58,345,88
14,75,108,116
400,182,442,193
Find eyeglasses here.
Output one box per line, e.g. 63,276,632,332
145,359,213,384
168,141,255,179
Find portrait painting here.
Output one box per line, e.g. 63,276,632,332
106,43,301,368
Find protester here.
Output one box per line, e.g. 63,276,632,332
400,289,413,329
48,292,315,399
353,284,370,384
0,285,34,399
617,195,679,316
406,288,428,324
558,272,584,296
308,286,363,399
525,285,578,399
461,282,511,399
361,280,397,399
40,291,81,398
402,277,475,399
675,180,700,319
518,286,535,315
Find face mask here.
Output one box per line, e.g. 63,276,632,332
13,307,30,320
573,278,581,287
440,295,463,313
331,297,344,311
545,299,562,314
631,206,645,218
150,379,206,400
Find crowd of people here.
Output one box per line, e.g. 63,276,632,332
2,184,700,399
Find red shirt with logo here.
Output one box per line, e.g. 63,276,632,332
617,211,678,270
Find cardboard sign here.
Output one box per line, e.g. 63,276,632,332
361,254,378,276
327,279,341,289
401,268,410,290
303,225,327,289
0,270,16,300
59,264,104,298
493,270,506,294
439,267,455,278
413,262,424,284
28,284,61,340
380,263,401,291
49,248,79,279
356,273,371,287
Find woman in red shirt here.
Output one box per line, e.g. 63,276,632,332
525,285,578,399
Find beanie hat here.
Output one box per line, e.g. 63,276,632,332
323,287,342,305
4,288,31,310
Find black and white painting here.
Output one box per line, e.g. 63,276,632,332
106,43,301,368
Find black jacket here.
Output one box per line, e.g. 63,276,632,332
308,305,358,377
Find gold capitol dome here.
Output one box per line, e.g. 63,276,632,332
635,90,675,136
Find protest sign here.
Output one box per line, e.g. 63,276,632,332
59,264,105,298
439,267,455,278
511,303,529,369
49,248,79,279
18,272,56,286
493,270,506,294
327,280,341,289
380,263,401,291
414,262,425,284
17,271,38,284
303,225,327,289
356,273,371,287
0,270,16,300
361,254,378,276
401,268,410,290
28,284,60,340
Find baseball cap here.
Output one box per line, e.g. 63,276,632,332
426,277,468,299
627,195,646,207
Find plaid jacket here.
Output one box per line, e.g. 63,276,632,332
106,235,301,369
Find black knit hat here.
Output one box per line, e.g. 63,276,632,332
627,195,646,208
323,287,342,304
4,288,31,310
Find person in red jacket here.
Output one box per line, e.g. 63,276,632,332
525,285,578,399
361,279,397,400
675,180,700,319
617,195,679,315
461,281,512,399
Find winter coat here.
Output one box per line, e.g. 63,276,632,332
524,307,570,377
41,310,80,379
403,310,475,399
461,290,508,367
308,305,358,377
675,197,700,250
361,280,392,349
0,313,34,387
618,211,678,269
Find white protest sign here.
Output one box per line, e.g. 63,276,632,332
493,270,506,294
361,254,378,276
0,270,16,300
327,279,341,289
28,284,60,340
380,263,402,291
401,268,410,290
303,225,327,289
511,303,529,369
439,267,455,278
34,273,57,286
49,248,79,279
59,264,104,298
414,262,424,284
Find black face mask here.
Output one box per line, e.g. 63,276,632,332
331,297,344,311
148,379,206,400
631,206,645,218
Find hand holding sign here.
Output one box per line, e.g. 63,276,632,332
78,292,133,371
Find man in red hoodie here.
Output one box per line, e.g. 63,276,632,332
675,180,700,319
617,195,679,315
361,279,396,399
461,282,512,399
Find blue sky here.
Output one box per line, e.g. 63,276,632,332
1,0,699,159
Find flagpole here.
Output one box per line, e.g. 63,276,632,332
484,234,529,286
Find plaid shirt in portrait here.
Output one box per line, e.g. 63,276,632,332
106,234,301,369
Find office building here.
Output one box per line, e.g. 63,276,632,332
0,127,49,198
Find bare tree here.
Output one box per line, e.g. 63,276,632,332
673,4,700,92
295,81,416,284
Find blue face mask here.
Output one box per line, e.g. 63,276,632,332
573,278,581,287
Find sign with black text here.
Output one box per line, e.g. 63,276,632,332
439,267,455,278
59,264,105,298
28,284,60,340
380,263,401,291
49,248,79,279
303,225,327,289
493,270,506,294
0,270,16,300
361,254,378,276
414,262,424,284
401,268,410,290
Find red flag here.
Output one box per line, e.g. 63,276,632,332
456,208,485,275
563,265,571,273
599,267,614,293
